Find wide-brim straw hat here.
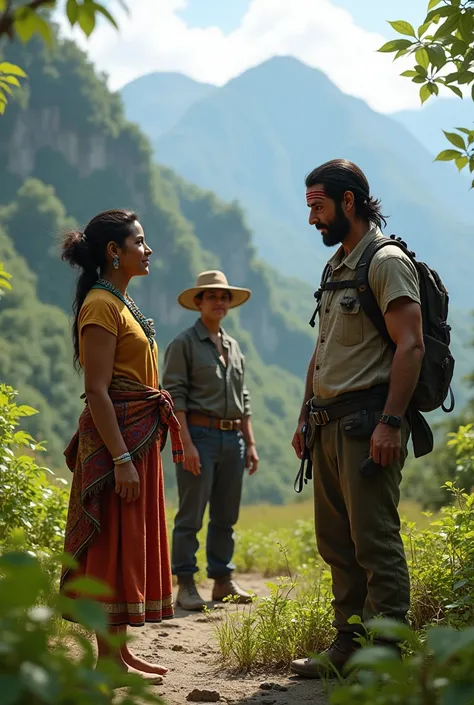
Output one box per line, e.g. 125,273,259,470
178,270,252,311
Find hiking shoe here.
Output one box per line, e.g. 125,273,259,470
290,633,361,679
176,577,206,611
212,576,253,604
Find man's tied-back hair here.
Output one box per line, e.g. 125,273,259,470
305,159,388,229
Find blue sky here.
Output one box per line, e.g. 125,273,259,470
179,0,420,35
64,0,437,114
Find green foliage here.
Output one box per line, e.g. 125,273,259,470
0,549,162,704
0,0,125,114
0,259,11,294
231,521,317,576
0,62,26,115
214,572,333,670
330,619,474,704
405,483,474,630
0,383,68,555
447,422,474,481
0,178,78,308
380,0,474,183
0,30,309,503
0,228,83,463
215,483,474,672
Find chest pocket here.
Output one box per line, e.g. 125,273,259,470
335,299,364,347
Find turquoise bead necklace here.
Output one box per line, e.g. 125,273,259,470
92,279,156,348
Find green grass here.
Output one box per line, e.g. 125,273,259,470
164,498,438,580
211,485,474,672
233,498,436,531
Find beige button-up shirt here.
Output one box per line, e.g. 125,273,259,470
313,226,421,400
162,319,251,419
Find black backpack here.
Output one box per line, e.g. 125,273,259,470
310,234,455,415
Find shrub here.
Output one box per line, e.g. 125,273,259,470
213,564,334,670
330,619,474,705
0,383,68,556
0,547,162,705
214,485,474,671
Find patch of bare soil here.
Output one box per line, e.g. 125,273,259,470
127,574,329,705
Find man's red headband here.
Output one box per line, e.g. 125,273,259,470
306,189,326,205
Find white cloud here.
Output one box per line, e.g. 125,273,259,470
60,0,422,113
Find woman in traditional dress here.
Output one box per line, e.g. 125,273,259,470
60,209,183,683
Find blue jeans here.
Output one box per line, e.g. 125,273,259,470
172,425,246,580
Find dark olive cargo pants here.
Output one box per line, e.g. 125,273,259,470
310,411,411,633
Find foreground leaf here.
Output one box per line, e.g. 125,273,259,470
435,149,463,162
388,20,416,37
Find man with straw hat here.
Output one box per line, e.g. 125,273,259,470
162,270,259,611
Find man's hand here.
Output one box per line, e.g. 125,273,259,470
370,423,401,467
292,422,305,459
183,441,201,476
114,461,140,503
246,443,259,475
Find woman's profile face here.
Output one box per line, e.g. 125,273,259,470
114,221,152,277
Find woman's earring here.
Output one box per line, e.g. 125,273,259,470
113,255,120,270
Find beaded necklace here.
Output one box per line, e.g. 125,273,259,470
92,279,156,349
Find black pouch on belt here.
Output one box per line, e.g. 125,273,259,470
340,408,381,439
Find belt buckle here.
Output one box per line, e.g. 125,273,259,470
220,419,233,431
314,410,330,426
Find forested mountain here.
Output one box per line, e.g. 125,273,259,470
123,58,473,308
0,34,317,504
0,223,82,461
1,33,471,506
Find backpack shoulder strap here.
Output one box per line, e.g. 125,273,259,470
309,261,333,328
355,238,407,348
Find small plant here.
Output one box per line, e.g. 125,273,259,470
0,383,68,557
214,481,474,671
213,567,334,670
330,618,474,704
0,546,162,704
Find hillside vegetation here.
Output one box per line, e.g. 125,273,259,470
0,34,314,504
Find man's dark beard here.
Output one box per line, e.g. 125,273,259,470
317,202,350,247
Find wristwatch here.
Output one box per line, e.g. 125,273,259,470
379,414,403,428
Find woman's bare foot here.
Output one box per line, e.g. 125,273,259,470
126,667,164,685
121,647,168,676
96,658,164,686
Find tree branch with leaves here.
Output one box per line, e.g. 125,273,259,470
0,0,127,114
379,0,474,185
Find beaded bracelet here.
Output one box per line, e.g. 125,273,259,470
113,452,132,465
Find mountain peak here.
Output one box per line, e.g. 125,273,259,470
122,71,216,92
224,54,331,90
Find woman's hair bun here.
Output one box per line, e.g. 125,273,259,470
61,230,93,270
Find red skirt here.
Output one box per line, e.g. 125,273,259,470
64,442,173,627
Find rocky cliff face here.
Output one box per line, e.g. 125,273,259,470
7,107,108,179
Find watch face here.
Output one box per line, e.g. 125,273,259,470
381,414,402,427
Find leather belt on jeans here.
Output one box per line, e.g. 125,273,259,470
187,411,242,431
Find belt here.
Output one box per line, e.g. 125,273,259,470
187,411,242,431
294,385,388,494
310,385,389,426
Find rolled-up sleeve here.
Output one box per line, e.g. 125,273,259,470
162,337,189,412
242,356,252,416
243,385,252,416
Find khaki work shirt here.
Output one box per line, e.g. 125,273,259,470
313,225,421,400
162,319,251,419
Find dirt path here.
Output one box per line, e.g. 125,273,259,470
128,574,328,705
